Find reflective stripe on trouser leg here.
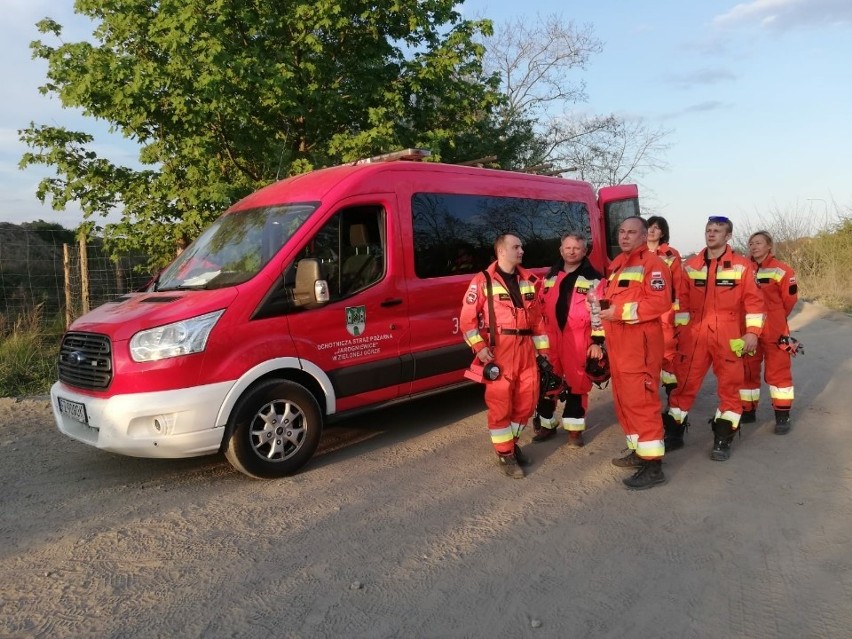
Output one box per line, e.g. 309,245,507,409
489,424,515,455
739,387,760,412
667,406,689,425
769,385,794,411
710,340,746,422
715,409,742,430
535,396,557,430
561,417,585,432
613,371,664,460
742,344,763,411
561,392,586,432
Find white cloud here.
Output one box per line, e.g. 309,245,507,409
666,67,738,89
714,0,852,31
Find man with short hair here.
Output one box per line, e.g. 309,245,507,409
534,232,604,448
664,216,766,461
600,216,672,489
459,234,550,478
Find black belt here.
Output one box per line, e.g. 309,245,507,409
499,328,534,336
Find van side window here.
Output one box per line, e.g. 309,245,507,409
412,193,591,278
297,205,385,300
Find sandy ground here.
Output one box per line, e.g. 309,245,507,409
1,301,850,639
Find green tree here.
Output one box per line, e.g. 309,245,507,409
20,0,518,267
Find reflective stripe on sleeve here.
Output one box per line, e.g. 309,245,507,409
463,329,484,347
745,313,765,329
532,335,549,350
674,312,690,326
621,302,639,322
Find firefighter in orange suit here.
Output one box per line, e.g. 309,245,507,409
533,232,604,448
646,216,683,396
459,233,550,478
741,231,798,434
664,216,766,461
600,216,673,490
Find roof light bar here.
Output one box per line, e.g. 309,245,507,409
355,148,431,165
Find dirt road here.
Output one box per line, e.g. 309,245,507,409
1,301,850,638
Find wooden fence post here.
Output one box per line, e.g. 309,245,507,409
63,243,72,329
79,234,90,315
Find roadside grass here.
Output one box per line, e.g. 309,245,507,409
780,220,852,313
0,306,64,397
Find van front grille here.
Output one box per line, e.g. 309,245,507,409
58,332,113,390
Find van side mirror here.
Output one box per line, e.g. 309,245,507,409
294,258,330,308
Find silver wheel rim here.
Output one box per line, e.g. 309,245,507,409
249,398,307,462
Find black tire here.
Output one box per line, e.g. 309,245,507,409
224,379,323,479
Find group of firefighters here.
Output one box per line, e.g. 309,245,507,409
459,215,799,490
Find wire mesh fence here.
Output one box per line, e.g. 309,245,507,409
0,223,152,327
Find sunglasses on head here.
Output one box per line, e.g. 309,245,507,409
707,216,730,223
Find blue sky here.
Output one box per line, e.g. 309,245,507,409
1,0,850,252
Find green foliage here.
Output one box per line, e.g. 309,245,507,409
20,220,77,245
20,0,529,268
781,215,852,312
0,307,63,397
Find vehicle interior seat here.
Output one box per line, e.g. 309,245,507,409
340,223,379,293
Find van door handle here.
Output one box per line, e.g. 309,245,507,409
380,298,403,307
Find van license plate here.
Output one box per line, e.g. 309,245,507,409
58,398,88,424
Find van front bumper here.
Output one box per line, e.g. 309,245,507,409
50,380,235,458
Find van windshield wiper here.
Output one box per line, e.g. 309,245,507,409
156,284,209,291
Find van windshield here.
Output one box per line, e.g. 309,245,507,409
156,203,317,291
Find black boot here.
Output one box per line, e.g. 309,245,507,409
532,414,542,435
513,443,532,466
663,412,686,451
611,450,643,468
623,459,667,490
774,410,792,435
740,409,756,424
710,418,736,461
497,453,525,478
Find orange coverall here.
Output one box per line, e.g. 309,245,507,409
538,260,604,432
602,247,672,460
668,245,766,429
460,263,550,455
651,243,683,390
741,254,798,414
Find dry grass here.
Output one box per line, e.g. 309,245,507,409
740,202,852,313
0,306,64,397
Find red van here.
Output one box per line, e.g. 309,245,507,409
51,150,640,478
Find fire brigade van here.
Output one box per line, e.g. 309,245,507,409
51,149,640,478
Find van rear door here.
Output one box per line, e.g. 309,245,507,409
598,184,640,262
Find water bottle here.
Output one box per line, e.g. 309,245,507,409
588,284,602,330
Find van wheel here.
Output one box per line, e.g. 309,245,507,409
224,379,323,479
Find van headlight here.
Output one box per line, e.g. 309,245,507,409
129,310,225,362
